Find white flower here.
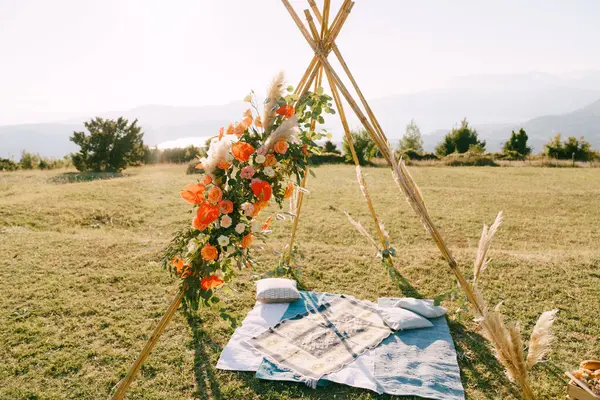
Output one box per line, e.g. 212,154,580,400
217,235,230,247
225,246,235,255
187,239,198,254
251,220,261,232
220,215,232,228
235,223,246,234
263,166,275,177
241,202,254,217
255,154,266,164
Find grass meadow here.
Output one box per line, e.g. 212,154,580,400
1,164,599,399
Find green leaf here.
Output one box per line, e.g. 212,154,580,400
286,85,294,92
316,87,324,95
309,169,316,178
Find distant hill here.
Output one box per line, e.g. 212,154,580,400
3,71,600,158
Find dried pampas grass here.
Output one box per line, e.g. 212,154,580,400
263,72,285,132
264,115,300,150
526,309,559,368
344,211,378,251
473,211,503,285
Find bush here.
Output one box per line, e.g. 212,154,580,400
310,152,345,165
443,152,498,167
70,117,145,172
342,129,376,166
322,140,341,154
436,119,486,156
19,151,41,169
397,149,439,161
544,134,594,161
503,128,531,157
0,158,19,171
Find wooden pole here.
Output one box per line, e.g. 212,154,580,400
110,290,184,400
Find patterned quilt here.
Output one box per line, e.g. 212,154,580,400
247,296,392,382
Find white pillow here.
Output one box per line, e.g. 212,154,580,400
255,278,300,303
394,298,447,318
378,307,433,331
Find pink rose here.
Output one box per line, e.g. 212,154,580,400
256,146,267,156
240,165,255,179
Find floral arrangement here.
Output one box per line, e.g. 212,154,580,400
163,74,335,309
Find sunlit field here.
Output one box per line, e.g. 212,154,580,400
1,164,599,399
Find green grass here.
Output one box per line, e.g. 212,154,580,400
1,164,599,400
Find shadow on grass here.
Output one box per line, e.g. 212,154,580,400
49,171,125,184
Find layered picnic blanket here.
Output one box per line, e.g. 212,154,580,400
217,291,465,400
247,295,392,386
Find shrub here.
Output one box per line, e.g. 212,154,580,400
342,129,376,166
436,119,486,156
0,158,19,171
397,149,439,161
544,134,593,161
19,151,41,169
398,119,424,153
310,152,345,165
70,117,145,172
322,140,341,154
503,128,531,157
443,152,498,167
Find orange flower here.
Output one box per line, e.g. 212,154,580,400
219,199,233,214
274,140,289,155
254,115,262,128
250,180,272,202
283,183,293,199
192,202,220,231
218,126,224,140
201,243,219,261
201,175,212,185
234,121,247,137
217,160,231,170
243,108,253,119
226,123,234,135
172,257,191,278
232,142,255,162
180,183,206,205
242,116,253,127
302,145,309,156
241,234,253,249
201,275,224,290
276,104,295,118
251,200,269,217
264,153,277,167
194,162,204,170
207,186,223,204
262,216,272,231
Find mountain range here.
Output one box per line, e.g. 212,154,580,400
2,71,600,158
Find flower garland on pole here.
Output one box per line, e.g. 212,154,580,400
163,76,335,310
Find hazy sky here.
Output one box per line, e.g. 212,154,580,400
1,0,600,125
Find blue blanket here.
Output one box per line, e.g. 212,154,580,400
255,292,465,400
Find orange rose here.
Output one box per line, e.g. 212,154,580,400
232,142,255,162
274,140,289,155
254,115,262,128
217,160,231,170
241,234,253,249
226,123,234,135
201,243,219,261
283,183,293,199
251,200,269,217
264,154,276,167
207,186,223,204
201,175,212,185
180,183,206,205
218,126,224,140
201,275,224,290
234,121,247,137
192,202,220,231
276,104,295,118
250,180,272,202
301,145,309,156
218,199,233,214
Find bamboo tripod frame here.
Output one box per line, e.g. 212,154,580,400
111,1,479,398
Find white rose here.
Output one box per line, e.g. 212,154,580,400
225,246,235,255
263,166,275,177
255,154,266,164
217,235,230,246
220,215,232,228
235,223,246,234
187,239,198,253
251,220,261,232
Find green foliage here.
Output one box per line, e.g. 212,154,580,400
397,149,439,161
322,140,341,154
0,158,19,171
70,117,145,172
19,151,41,169
342,129,376,166
544,134,593,161
443,150,498,167
310,152,345,165
436,119,486,156
399,119,424,153
503,128,531,158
